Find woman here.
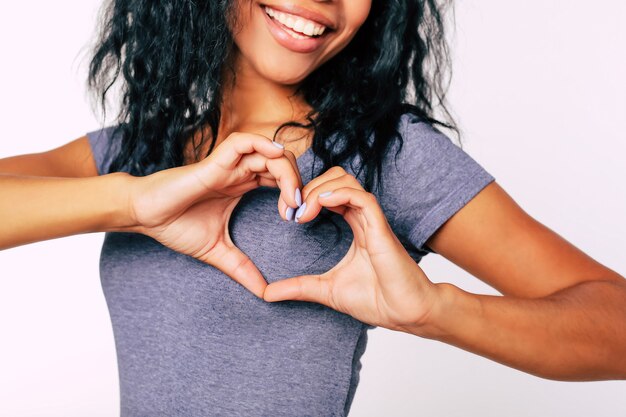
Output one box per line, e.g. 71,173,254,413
1,0,625,416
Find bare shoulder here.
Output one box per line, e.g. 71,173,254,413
425,181,625,297
0,135,99,177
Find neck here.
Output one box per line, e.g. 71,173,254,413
185,52,315,164
218,52,312,140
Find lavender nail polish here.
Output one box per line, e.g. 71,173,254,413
285,206,296,222
319,191,333,198
295,188,302,206
272,141,284,149
294,202,307,223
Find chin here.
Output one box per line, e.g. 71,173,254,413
241,54,316,85
255,58,316,86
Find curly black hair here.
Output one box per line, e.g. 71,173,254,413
88,0,456,195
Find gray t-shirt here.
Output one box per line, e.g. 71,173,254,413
87,113,495,416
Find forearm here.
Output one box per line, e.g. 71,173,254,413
0,172,137,250
410,278,626,381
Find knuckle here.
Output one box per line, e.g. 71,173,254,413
231,255,253,278
365,192,377,204
346,174,364,190
295,276,306,299
328,166,346,175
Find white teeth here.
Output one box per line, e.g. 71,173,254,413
264,6,327,38
293,19,305,33
302,22,315,36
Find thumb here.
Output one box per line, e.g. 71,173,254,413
263,274,331,306
206,243,268,299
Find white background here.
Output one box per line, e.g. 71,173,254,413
0,1,624,416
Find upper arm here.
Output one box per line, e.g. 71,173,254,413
425,180,625,298
0,135,99,177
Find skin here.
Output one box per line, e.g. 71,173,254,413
0,134,301,299
1,0,625,382
227,0,626,380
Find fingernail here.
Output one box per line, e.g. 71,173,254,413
272,141,284,149
285,206,296,222
295,188,302,206
319,191,333,198
294,202,307,223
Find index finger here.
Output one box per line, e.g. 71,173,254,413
207,132,286,171
265,154,304,210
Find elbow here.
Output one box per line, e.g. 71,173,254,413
539,277,626,382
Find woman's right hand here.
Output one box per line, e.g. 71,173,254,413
127,132,303,298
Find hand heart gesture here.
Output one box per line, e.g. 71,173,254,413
128,132,303,297
263,166,441,332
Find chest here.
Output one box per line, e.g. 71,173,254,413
98,187,363,415
99,184,353,322
230,186,352,282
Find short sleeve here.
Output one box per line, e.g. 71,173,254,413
86,125,122,175
379,114,496,257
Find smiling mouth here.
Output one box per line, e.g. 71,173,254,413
262,5,330,40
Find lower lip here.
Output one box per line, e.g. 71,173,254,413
261,6,329,53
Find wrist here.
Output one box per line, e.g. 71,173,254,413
399,282,468,340
104,172,143,233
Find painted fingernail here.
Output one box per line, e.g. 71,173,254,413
294,202,307,223
319,191,333,198
295,188,302,206
272,141,284,149
285,206,296,222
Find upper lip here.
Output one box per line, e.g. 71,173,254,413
262,3,337,31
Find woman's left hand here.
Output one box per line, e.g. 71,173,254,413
263,166,442,333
